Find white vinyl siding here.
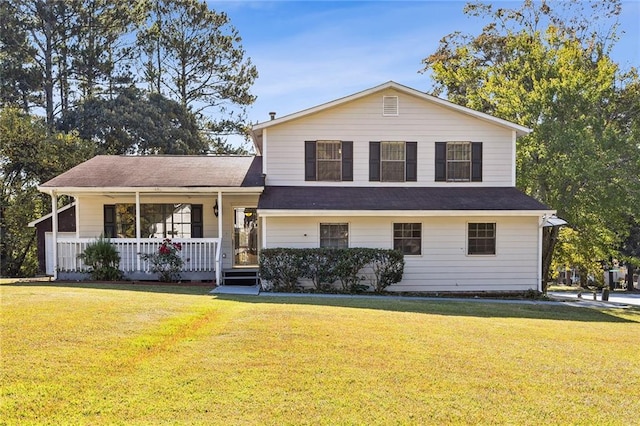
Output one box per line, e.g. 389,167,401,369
263,215,540,292
264,88,514,187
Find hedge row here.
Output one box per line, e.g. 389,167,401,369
259,248,405,293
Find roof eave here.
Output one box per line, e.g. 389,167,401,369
258,209,556,217
38,186,265,195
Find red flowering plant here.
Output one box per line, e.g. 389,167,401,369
140,238,185,282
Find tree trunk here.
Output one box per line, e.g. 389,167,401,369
627,262,635,291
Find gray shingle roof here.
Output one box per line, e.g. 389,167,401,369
258,186,550,211
40,155,263,188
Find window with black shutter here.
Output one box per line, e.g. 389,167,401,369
435,141,483,182
305,140,352,181
369,141,417,182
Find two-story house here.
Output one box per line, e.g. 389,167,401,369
37,81,554,292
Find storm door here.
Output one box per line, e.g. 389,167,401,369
233,208,259,267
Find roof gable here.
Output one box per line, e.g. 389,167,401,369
251,81,531,153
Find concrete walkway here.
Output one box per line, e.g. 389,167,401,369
210,285,639,309
210,285,260,296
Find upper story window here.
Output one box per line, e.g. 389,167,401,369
435,141,483,182
369,141,417,182
104,203,203,239
305,140,353,181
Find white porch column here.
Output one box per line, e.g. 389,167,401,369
216,191,222,285
136,191,141,271
50,191,58,280
261,216,267,249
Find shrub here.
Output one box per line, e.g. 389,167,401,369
334,248,374,293
260,247,405,293
140,239,185,282
300,248,339,291
369,249,405,293
78,235,123,281
259,248,304,291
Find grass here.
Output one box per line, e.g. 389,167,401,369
2,282,640,425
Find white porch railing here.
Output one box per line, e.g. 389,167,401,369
55,237,221,278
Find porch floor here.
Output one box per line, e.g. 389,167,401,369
210,285,260,296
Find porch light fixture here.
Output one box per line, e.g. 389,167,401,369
213,200,219,217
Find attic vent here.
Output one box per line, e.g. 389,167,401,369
383,96,399,116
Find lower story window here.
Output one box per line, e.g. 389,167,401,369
320,223,349,248
105,203,202,238
468,223,496,255
393,223,422,255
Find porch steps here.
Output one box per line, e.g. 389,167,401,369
222,268,260,286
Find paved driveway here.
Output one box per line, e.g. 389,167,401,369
548,291,640,308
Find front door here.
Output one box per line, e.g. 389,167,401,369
233,207,258,267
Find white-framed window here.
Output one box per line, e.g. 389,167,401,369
447,142,471,182
435,141,482,182
316,140,342,181
320,223,349,248
393,223,422,255
381,141,406,182
468,222,496,255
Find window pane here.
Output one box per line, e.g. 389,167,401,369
320,223,348,248
114,203,196,239
115,204,135,238
317,141,341,160
316,141,341,181
318,161,341,181
381,161,405,182
447,142,471,181
468,223,496,255
381,141,405,161
393,223,421,255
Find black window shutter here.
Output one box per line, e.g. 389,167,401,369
341,141,353,181
104,205,116,238
471,142,483,182
305,141,316,181
369,141,380,181
406,141,417,181
191,204,203,238
435,142,446,181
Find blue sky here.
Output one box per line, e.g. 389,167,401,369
211,0,640,127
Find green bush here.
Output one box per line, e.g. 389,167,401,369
139,239,185,282
78,236,123,281
334,248,375,293
300,248,339,291
369,249,405,293
259,248,304,291
259,247,405,293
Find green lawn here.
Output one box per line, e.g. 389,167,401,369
2,283,639,425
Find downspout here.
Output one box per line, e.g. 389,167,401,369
538,214,547,293
136,192,141,272
50,190,58,280
216,191,222,285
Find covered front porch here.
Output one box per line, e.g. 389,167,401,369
53,237,222,282
37,155,265,283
